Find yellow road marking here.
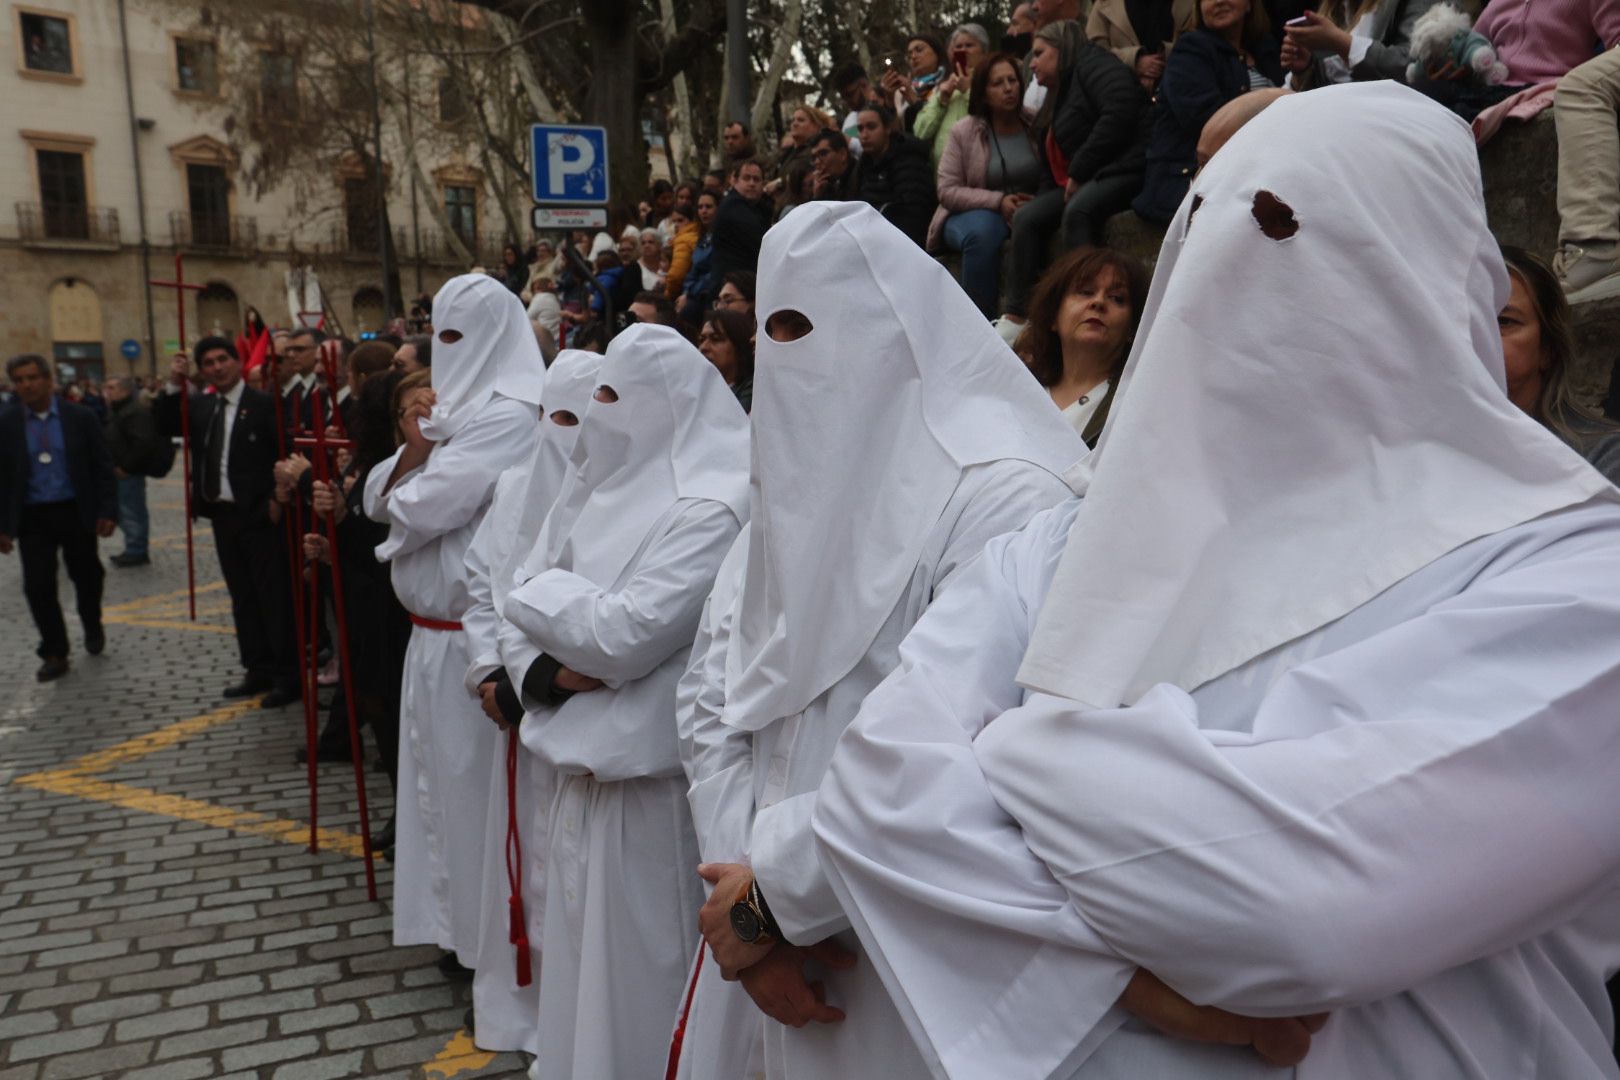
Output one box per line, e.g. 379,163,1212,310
13,773,369,857
104,580,228,615
421,1031,498,1079
10,700,367,859
104,617,235,635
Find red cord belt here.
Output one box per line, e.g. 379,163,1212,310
407,613,463,631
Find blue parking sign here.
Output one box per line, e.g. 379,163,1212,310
531,124,610,205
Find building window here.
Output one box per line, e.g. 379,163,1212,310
438,76,467,125
259,51,297,116
445,184,476,251
345,176,380,252
187,164,230,247
19,9,74,76
37,149,88,240
175,37,218,95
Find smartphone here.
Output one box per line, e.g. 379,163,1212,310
1285,15,1309,25
883,58,894,69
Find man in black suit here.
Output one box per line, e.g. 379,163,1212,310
0,354,117,681
154,337,300,708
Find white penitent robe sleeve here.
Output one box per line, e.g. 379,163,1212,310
371,397,537,563
504,499,741,687
752,465,1077,945
461,508,502,693
974,512,1620,1018
813,502,1134,1080
676,528,755,865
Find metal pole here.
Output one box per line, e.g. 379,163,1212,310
116,0,157,377
726,0,750,124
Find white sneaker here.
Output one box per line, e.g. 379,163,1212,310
1555,243,1620,304
992,316,1026,346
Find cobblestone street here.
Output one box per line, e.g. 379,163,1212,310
0,478,525,1080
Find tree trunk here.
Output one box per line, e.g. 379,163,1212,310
843,0,871,72
492,11,566,121
750,0,803,137
658,0,700,180
584,0,648,216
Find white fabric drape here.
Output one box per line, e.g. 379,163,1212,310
1017,82,1613,710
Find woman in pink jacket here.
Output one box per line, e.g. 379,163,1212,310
926,52,1045,316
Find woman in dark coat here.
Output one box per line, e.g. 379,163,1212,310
1000,19,1149,327
1132,0,1283,223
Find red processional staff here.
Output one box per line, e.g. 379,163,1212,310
267,347,319,848
147,253,203,621
292,346,378,901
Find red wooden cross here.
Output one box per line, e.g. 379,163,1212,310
148,252,206,620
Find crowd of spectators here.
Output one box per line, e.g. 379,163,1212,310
476,0,1617,389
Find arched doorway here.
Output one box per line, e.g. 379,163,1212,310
196,282,240,338
352,286,385,335
48,278,104,381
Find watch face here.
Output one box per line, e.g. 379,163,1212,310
730,902,763,943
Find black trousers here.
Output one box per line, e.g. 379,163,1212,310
209,505,296,687
18,500,103,659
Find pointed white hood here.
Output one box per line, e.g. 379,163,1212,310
524,324,750,588
1016,82,1614,709
722,201,1087,732
493,349,600,615
420,272,547,441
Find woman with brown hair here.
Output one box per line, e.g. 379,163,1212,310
1499,245,1620,483
696,307,755,412
928,51,1044,316
1013,245,1150,445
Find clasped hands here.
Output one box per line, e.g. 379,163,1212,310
695,864,1327,1061
696,862,855,1028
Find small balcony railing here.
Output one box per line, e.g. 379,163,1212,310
169,210,257,254
16,202,120,247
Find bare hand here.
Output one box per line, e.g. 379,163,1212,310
95,519,117,538
1284,11,1350,58
696,864,774,979
169,353,191,386
0,534,11,555
311,479,346,522
400,399,435,452
880,68,907,97
301,532,331,565
1134,52,1166,82
477,681,508,728
1280,37,1313,72
553,666,604,693
1000,192,1031,224
738,941,857,1028
1120,969,1328,1067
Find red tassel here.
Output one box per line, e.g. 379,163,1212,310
514,935,532,987
508,894,524,946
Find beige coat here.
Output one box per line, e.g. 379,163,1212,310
1086,0,1196,71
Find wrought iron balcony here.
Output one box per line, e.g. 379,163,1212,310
15,202,120,248
169,211,257,254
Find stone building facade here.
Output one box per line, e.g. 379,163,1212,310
1,0,540,381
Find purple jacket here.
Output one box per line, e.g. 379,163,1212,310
926,111,1043,251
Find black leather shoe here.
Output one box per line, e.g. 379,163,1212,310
84,627,105,656
260,685,302,709
223,677,271,699
463,1006,476,1035
110,553,150,567
439,952,474,980
36,657,69,682
371,817,396,851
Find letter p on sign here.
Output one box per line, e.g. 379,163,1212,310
532,125,609,204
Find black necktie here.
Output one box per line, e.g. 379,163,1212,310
203,397,226,502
